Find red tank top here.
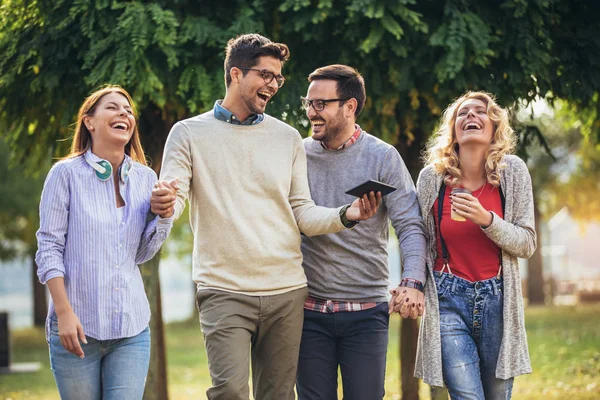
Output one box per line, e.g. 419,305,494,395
433,183,504,282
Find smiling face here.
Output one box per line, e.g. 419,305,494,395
84,92,136,150
236,56,281,116
454,98,494,147
305,79,351,144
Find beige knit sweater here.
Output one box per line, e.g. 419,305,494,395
160,111,345,296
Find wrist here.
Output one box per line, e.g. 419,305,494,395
399,278,424,293
54,306,73,318
480,211,493,228
339,205,359,229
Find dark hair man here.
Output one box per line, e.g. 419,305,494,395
296,64,427,399
153,37,380,399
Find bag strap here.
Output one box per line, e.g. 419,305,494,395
437,185,451,274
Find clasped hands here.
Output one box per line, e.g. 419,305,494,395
151,178,179,218
388,286,424,319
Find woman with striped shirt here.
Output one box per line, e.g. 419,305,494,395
36,85,176,399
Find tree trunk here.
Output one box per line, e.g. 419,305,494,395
400,318,419,399
137,105,177,399
140,253,169,400
527,196,545,305
32,256,47,327
395,134,428,400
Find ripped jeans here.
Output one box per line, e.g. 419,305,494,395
435,272,514,400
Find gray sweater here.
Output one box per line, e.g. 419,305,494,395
415,155,536,386
301,131,427,302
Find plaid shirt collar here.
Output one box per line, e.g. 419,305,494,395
320,124,362,151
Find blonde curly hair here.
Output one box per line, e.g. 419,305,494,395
423,91,516,187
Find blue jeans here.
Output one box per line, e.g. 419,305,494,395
48,315,150,400
435,272,514,400
296,302,389,400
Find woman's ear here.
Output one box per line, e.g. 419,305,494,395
83,116,94,132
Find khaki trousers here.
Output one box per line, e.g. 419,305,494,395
197,287,308,400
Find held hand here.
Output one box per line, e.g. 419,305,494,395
450,193,493,227
346,191,382,222
151,178,179,218
57,310,87,358
389,286,424,319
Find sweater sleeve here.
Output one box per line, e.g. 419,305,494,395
288,132,345,236
383,148,427,284
160,122,193,221
481,158,537,259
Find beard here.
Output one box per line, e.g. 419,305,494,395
312,107,346,145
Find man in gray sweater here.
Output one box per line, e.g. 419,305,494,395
297,64,428,399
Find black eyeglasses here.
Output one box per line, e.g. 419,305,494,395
237,67,286,88
300,97,349,112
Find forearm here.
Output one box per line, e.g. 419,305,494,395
136,215,173,264
47,277,73,317
160,122,192,222
482,212,537,258
295,203,345,236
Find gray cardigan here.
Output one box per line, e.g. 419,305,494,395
414,154,536,387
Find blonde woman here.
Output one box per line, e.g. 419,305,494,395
36,85,176,399
412,92,536,399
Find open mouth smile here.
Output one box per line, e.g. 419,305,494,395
110,121,130,131
257,91,273,102
463,121,482,131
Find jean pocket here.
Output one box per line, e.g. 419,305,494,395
437,285,451,300
434,274,451,300
49,315,59,336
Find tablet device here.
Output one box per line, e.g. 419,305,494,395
345,179,397,197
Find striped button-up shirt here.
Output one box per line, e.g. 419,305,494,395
36,150,173,340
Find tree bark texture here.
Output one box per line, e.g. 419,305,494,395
527,196,545,305
32,256,47,327
400,318,419,400
141,253,169,400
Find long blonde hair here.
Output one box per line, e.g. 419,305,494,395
423,91,516,187
65,85,147,165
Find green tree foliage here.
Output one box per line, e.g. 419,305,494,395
271,0,600,173
0,0,264,169
521,97,600,224
2,0,599,171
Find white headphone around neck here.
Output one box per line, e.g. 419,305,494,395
84,152,131,183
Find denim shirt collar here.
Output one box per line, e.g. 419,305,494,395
213,100,264,125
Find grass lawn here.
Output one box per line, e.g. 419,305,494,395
1,304,598,399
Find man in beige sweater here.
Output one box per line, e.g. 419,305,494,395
152,34,380,400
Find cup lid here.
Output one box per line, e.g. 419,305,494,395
451,187,472,194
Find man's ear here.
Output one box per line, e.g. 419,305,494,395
346,98,358,117
230,67,242,85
